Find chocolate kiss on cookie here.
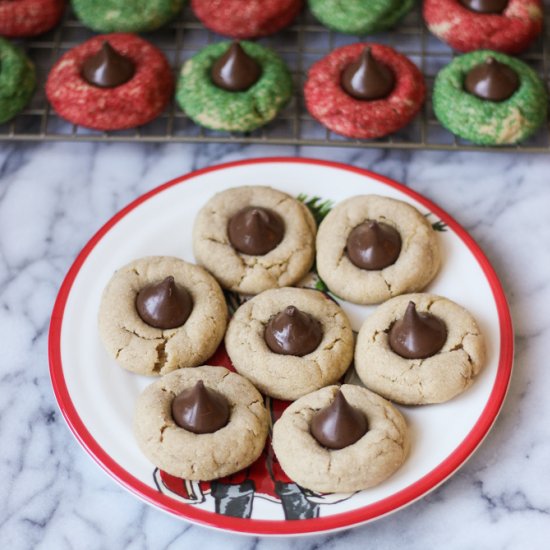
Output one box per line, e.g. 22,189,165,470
310,390,368,450
465,57,519,102
211,42,262,92
265,306,323,356
136,276,193,330
341,47,395,101
82,41,135,88
227,206,285,255
171,380,230,434
459,0,508,14
346,220,402,270
389,301,447,359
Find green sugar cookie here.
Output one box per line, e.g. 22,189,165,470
308,0,414,35
72,0,185,33
176,41,293,133
433,51,547,145
0,38,36,125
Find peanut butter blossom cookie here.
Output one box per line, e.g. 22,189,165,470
316,195,440,304
98,256,228,376
191,0,303,38
355,294,485,405
304,43,425,139
433,50,547,145
225,287,354,401
176,41,293,132
72,0,185,33
0,0,65,37
308,0,414,34
134,366,269,480
423,0,543,54
0,38,36,124
46,33,173,131
272,384,409,493
193,186,316,294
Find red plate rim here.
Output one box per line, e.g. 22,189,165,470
48,157,514,536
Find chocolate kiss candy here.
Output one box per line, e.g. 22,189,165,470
389,301,447,359
341,47,395,101
459,0,508,14
211,42,262,92
227,206,285,255
81,41,135,88
310,390,368,450
264,306,323,356
171,380,230,434
136,276,193,330
346,220,402,270
465,57,519,102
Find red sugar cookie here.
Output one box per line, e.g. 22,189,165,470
191,0,303,38
304,43,426,140
46,33,174,131
0,0,65,37
423,0,543,54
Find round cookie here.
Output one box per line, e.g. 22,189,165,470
355,293,485,405
176,41,293,133
272,384,409,493
433,50,547,145
98,256,228,376
304,43,425,139
225,287,354,400
0,38,36,124
72,0,185,33
316,195,440,305
423,0,543,54
308,0,414,35
0,0,65,38
46,33,173,131
134,366,269,480
191,0,303,38
193,186,316,295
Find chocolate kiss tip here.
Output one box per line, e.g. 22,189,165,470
82,40,135,88
346,220,401,270
171,380,229,434
389,300,447,359
264,306,322,357
227,206,284,255
211,41,261,92
135,276,192,330
341,45,395,101
310,389,368,450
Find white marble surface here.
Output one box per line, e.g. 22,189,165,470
1,142,549,550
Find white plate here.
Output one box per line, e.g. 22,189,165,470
49,158,513,536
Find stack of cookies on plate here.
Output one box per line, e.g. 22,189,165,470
98,185,485,494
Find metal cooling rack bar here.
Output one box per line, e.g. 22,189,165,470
1,2,549,152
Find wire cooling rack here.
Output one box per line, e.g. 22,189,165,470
1,2,550,152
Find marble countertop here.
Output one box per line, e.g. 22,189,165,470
1,142,549,549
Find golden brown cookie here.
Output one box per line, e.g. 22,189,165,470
272,384,409,493
98,256,228,376
134,366,269,480
225,287,354,400
355,293,485,404
316,195,440,304
193,186,316,295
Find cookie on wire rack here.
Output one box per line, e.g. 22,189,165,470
0,0,65,37
191,0,303,38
